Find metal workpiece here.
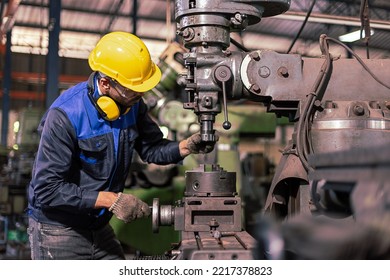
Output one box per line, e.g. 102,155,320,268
151,198,175,234
184,164,237,196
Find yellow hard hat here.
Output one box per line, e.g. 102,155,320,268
88,31,161,92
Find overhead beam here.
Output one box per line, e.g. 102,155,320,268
276,11,390,31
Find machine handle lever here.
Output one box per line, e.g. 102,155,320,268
221,81,231,130
215,65,232,130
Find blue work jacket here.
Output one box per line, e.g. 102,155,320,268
27,75,183,229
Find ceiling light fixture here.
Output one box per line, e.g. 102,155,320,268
338,29,375,43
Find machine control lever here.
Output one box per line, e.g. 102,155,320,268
214,65,232,130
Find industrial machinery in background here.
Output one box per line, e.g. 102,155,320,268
149,0,390,259
254,143,390,259
0,107,44,259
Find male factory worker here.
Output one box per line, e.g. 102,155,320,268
27,31,216,260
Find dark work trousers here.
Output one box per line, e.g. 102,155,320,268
28,217,125,260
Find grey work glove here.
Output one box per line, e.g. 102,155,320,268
187,133,218,154
109,192,151,223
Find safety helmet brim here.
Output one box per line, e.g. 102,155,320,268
127,63,161,92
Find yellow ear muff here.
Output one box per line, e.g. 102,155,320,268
96,96,120,121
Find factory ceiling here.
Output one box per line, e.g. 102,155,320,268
1,0,390,60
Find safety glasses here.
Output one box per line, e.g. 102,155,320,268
109,78,133,98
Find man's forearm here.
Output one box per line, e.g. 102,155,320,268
94,191,118,209
179,139,190,157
